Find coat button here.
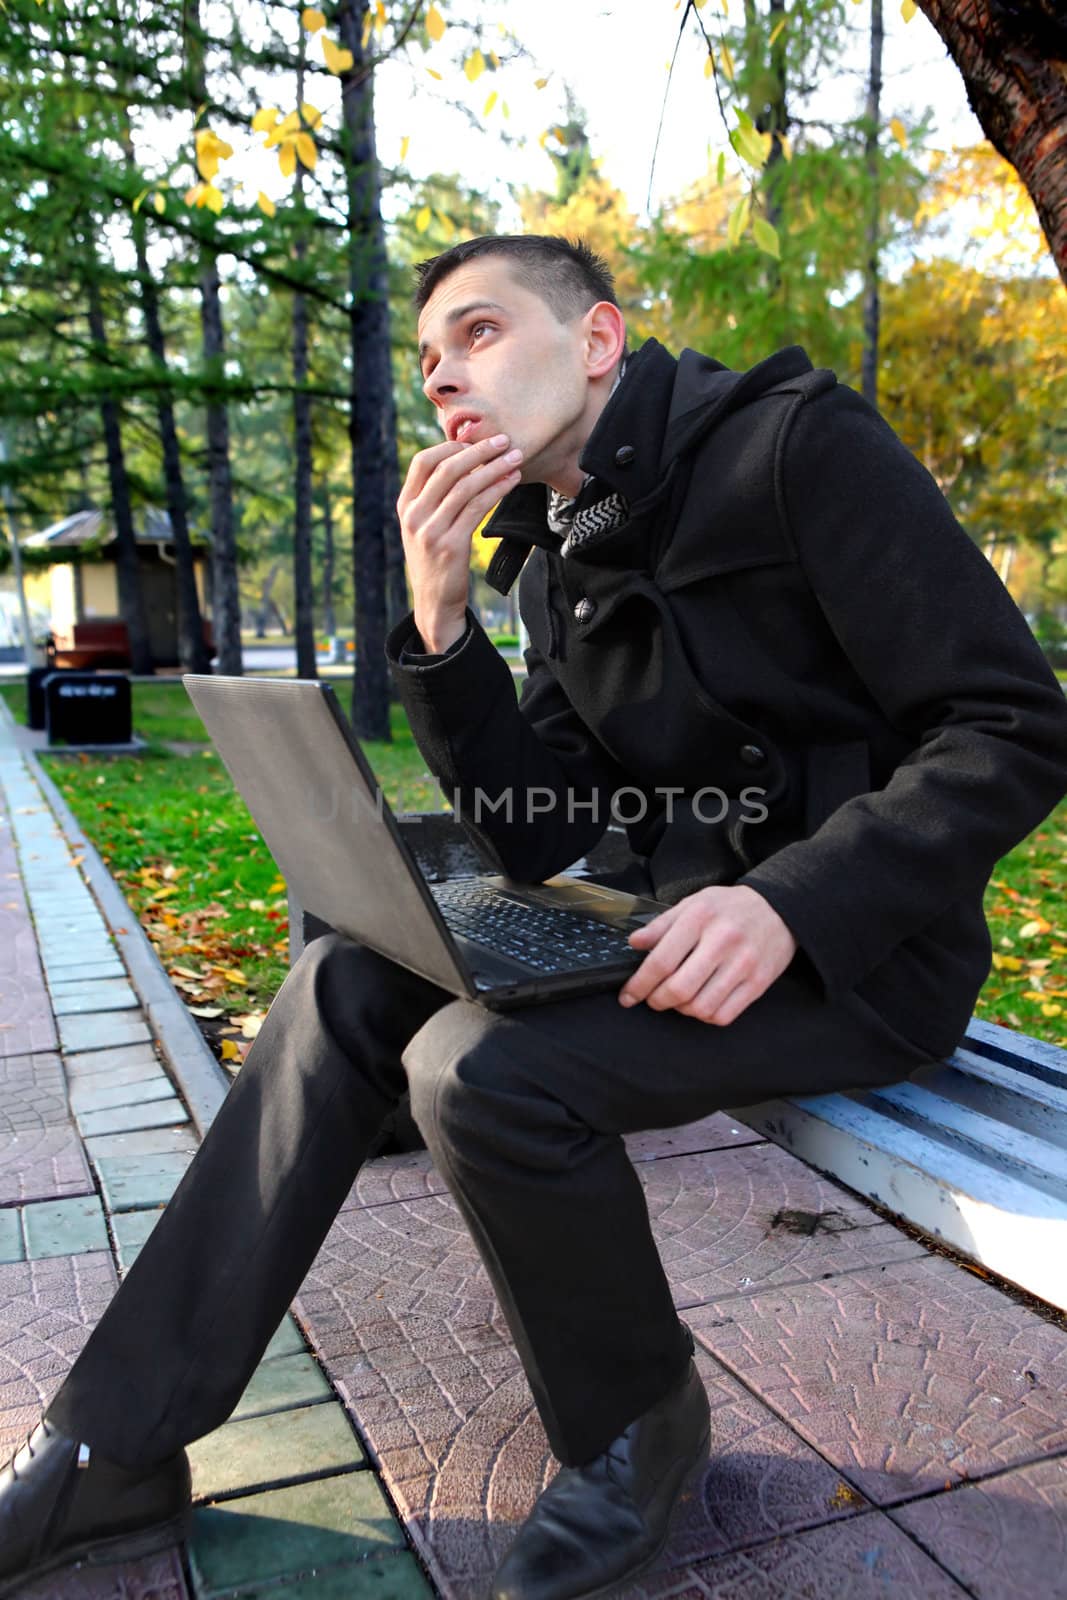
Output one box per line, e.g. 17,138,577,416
574,597,597,624
614,445,636,467
739,743,767,766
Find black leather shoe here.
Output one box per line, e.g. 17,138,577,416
0,1420,191,1597
491,1356,711,1600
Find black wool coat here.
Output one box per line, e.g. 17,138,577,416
387,337,1067,1061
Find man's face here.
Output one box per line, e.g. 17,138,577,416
416,257,596,488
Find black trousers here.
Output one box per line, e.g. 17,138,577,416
46,934,935,1470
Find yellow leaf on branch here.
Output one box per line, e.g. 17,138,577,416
252,106,279,133
257,191,276,217
753,216,780,259
375,0,386,31
704,52,713,78
195,128,234,182
426,67,442,79
535,76,548,89
415,204,432,232
301,102,323,130
279,141,296,178
901,0,917,18
399,134,410,160
154,192,166,214
426,3,446,41
322,34,354,73
295,131,317,169
483,90,498,115
888,116,908,148
464,49,485,82
720,40,735,81
768,14,787,43
301,6,325,30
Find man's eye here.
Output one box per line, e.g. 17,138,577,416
470,323,490,341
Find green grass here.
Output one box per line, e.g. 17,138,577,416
977,795,1067,1047
0,678,205,743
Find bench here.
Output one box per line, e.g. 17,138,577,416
50,620,131,669
288,812,1067,1315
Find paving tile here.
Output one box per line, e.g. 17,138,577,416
688,1254,1067,1507
50,978,140,1015
44,957,126,981
16,1547,190,1600
0,1051,68,1134
265,1316,307,1361
39,942,118,971
553,1511,970,1600
57,1011,152,1054
111,1207,163,1272
189,1474,406,1594
625,1111,765,1163
190,1401,365,1501
0,1207,24,1263
640,1141,926,1305
65,1043,163,1079
200,1552,432,1599
95,1151,191,1212
69,1072,179,1116
890,1456,1067,1599
0,1050,94,1206
0,957,58,1056
232,1352,333,1420
85,1125,199,1161
0,1252,117,1460
22,1194,109,1258
77,1096,188,1138
0,1123,93,1207
344,1150,447,1211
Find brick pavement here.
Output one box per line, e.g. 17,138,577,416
3,712,1067,1598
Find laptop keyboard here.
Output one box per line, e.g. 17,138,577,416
430,880,638,974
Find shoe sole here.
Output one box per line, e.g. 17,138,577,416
562,1426,712,1600
0,1508,192,1599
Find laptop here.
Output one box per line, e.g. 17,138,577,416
182,674,668,1009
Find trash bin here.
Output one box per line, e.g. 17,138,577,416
45,672,132,746
27,665,73,731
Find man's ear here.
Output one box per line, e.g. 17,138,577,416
584,301,627,380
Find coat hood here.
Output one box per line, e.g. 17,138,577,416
481,338,819,596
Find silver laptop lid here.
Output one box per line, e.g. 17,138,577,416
182,674,472,997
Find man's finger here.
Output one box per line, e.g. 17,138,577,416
642,938,721,1012
619,917,704,1006
434,451,524,529
407,435,512,512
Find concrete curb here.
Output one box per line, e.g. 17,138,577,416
0,702,229,1137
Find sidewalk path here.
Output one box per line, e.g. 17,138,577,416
2,708,1067,1598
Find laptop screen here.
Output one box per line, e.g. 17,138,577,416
182,675,472,997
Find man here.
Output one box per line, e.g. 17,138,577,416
3,234,1067,1600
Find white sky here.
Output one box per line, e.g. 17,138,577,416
232,0,983,226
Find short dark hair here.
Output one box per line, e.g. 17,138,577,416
413,234,619,323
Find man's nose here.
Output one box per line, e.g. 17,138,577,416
423,362,462,407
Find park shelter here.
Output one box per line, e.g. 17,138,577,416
21,508,212,668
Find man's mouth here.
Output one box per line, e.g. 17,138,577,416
448,413,483,443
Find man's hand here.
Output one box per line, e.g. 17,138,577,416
618,885,797,1026
398,434,523,654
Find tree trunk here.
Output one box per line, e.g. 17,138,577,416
382,349,409,632
861,0,884,408
292,26,317,681
916,0,1067,283
320,479,337,638
338,0,391,741
124,151,210,674
256,558,284,635
184,0,243,674
85,252,154,676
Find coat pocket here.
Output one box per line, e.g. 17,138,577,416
804,740,871,835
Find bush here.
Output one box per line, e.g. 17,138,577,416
1031,610,1067,671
